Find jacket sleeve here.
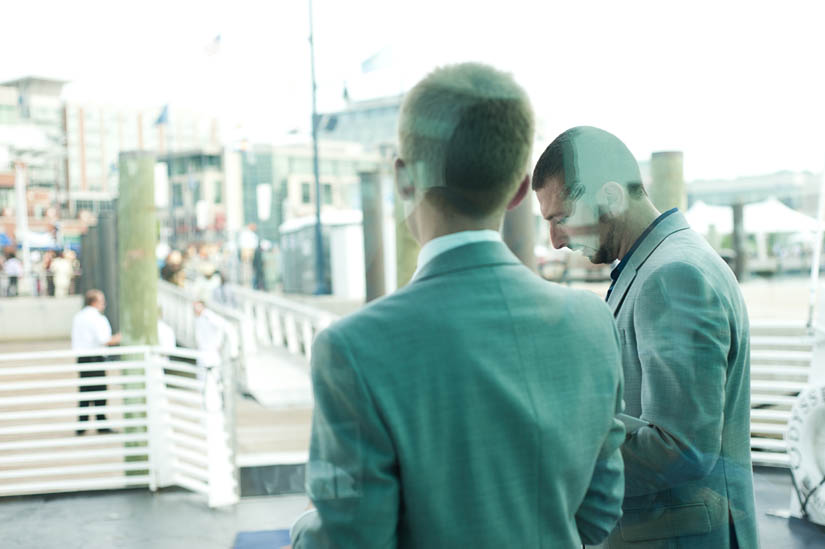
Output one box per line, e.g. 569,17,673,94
292,327,400,549
622,261,730,497
575,321,626,545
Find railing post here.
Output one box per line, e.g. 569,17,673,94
145,348,175,489
254,303,272,346
268,306,285,348
204,360,238,507
285,314,300,355
238,313,258,355
243,301,255,327
301,319,314,361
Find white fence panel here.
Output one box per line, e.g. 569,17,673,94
749,321,815,467
0,346,237,506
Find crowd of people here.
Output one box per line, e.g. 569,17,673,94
0,248,79,297
0,227,274,301
158,234,276,304
159,244,235,305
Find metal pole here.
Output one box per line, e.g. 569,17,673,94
80,224,99,295
14,162,31,294
188,157,196,245
309,0,328,294
807,168,825,328
732,202,747,282
360,170,386,301
98,209,119,334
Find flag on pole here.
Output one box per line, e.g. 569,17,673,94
154,105,169,126
361,46,392,73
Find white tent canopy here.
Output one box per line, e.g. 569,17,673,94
685,198,820,235
685,201,733,234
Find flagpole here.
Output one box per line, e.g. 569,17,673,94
309,0,328,294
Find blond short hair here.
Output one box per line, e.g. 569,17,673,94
399,63,535,217
85,289,103,306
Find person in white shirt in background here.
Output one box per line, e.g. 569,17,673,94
211,271,235,307
192,264,221,302
50,251,74,297
71,289,121,435
157,306,176,349
193,300,225,381
3,251,22,296
238,223,259,286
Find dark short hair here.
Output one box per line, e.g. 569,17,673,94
532,132,573,195
532,129,646,200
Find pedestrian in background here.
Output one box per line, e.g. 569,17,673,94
71,289,122,435
51,251,74,297
3,251,22,297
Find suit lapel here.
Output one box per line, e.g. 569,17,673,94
607,264,637,314
608,211,691,316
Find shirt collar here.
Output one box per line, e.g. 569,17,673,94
610,208,678,283
413,230,502,280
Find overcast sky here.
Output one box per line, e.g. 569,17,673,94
3,0,825,181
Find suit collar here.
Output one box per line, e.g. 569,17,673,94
606,210,691,314
413,230,502,280
412,240,521,283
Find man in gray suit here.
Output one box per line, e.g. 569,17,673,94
291,66,626,547
532,126,758,548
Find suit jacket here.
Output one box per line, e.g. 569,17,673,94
293,240,626,548
603,211,758,548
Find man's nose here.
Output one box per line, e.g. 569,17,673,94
550,225,568,250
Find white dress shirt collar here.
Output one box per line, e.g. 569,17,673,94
412,230,502,280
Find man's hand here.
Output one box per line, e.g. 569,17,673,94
108,333,122,346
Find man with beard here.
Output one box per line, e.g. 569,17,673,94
532,126,757,548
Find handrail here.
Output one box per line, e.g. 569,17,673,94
221,283,339,365
159,281,247,322
228,284,338,324
0,345,205,363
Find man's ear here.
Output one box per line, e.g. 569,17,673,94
394,158,414,200
596,180,627,217
506,174,530,211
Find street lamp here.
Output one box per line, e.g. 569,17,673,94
308,0,328,294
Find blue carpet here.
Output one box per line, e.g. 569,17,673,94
233,529,291,549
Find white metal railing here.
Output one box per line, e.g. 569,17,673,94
0,345,237,507
158,281,253,394
158,281,338,392
226,284,338,363
749,320,817,467
168,281,816,468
